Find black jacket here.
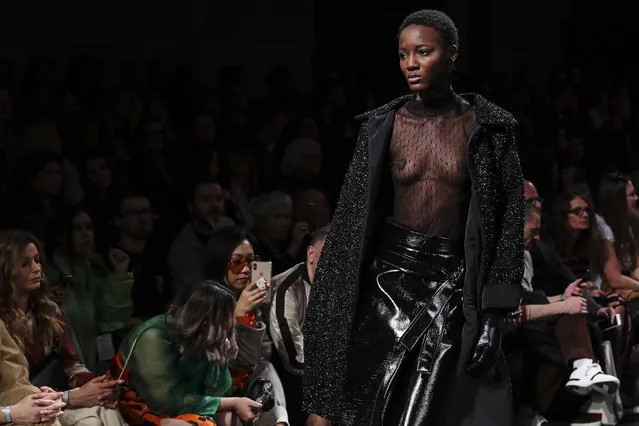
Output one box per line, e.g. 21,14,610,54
303,93,525,422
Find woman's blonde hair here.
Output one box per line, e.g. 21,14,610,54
0,230,64,351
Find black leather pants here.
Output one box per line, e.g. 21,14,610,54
342,221,465,426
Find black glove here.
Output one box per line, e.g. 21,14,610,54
466,311,505,374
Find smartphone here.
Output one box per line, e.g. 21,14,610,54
252,261,272,291
603,313,623,332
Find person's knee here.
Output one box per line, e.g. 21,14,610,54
159,419,191,426
215,411,235,426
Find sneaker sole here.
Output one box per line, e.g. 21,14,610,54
566,379,620,396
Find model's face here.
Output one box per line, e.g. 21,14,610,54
398,25,454,96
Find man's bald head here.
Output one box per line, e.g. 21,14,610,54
524,179,542,209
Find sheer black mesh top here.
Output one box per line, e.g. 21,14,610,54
389,96,476,239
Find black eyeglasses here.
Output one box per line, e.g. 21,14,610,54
526,196,543,206
568,206,591,217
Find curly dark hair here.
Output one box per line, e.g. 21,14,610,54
398,9,459,47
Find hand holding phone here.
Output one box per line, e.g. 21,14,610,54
235,282,267,317
601,310,623,332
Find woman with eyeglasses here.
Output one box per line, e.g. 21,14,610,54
543,187,633,369
205,226,288,426
546,186,639,296
108,280,262,426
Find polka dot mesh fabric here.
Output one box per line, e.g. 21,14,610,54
390,100,476,239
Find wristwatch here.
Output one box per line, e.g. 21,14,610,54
1,405,12,424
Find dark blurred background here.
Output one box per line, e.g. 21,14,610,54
2,2,639,426
2,0,635,98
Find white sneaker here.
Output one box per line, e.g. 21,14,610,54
566,359,620,395
532,413,548,426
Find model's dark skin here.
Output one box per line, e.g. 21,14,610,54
305,23,500,426
398,24,456,102
398,23,504,375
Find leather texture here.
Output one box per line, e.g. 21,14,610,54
341,220,465,425
467,312,505,374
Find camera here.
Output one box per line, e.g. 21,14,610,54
247,378,274,414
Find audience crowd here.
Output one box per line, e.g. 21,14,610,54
0,54,638,425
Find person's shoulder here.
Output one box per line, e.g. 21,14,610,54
461,92,517,129
355,94,414,121
135,315,170,341
272,262,305,293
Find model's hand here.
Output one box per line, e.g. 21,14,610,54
467,311,505,374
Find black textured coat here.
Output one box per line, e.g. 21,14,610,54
303,93,525,423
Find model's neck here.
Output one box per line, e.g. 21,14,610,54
417,81,454,102
409,88,458,117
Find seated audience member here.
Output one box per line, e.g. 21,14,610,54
1,319,65,425
46,206,135,372
78,151,122,252
291,188,331,234
205,227,289,426
249,191,308,276
21,118,84,207
531,185,632,380
597,174,639,307
524,179,543,211
109,280,261,426
0,230,126,425
278,138,322,195
219,148,260,228
269,225,329,425
531,186,625,315
167,176,234,292
8,150,66,251
509,203,619,422
112,191,167,320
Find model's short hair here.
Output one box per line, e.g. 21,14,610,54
398,9,459,48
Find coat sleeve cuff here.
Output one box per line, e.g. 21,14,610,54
481,281,521,311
